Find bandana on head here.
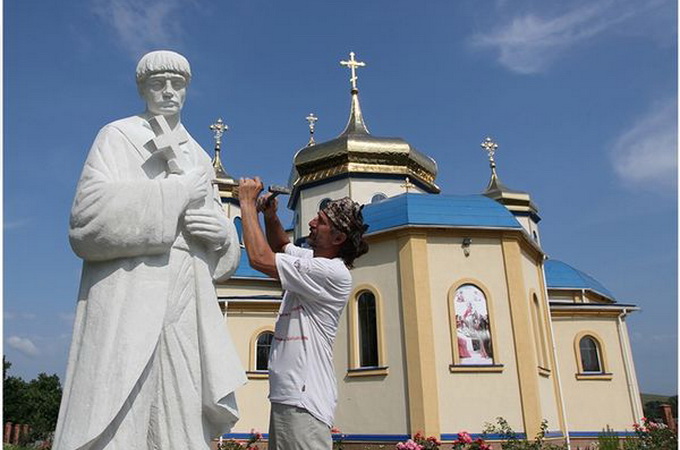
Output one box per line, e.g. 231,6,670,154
321,197,369,238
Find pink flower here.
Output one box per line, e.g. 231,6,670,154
396,439,424,450
249,428,262,440
331,427,341,434
457,431,473,444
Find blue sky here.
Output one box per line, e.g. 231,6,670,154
4,0,677,395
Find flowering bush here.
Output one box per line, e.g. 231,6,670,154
218,429,262,450
482,417,566,449
395,432,441,450
332,426,346,450
451,430,492,450
622,417,677,450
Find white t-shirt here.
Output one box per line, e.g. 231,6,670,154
269,243,352,427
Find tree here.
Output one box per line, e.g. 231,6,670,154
3,356,63,440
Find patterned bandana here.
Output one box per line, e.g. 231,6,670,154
321,197,369,238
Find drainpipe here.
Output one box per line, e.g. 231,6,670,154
541,261,571,449
617,308,642,422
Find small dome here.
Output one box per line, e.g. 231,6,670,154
544,259,615,301
291,89,439,193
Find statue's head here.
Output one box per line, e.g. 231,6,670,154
136,50,192,117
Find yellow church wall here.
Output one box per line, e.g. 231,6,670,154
426,232,525,434
551,316,638,432
225,307,279,433
216,279,282,298
519,251,561,434
333,237,410,433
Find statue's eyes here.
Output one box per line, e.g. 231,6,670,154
171,81,186,90
148,81,164,91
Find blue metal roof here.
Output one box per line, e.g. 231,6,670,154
544,259,615,300
362,193,522,233
232,247,273,279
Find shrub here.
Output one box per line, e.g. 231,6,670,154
622,417,677,450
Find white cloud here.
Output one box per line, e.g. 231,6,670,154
611,99,677,191
7,336,40,357
4,311,37,320
92,0,191,59
470,0,665,74
4,219,30,231
58,312,76,324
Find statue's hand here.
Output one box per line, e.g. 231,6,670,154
184,207,230,248
175,167,208,208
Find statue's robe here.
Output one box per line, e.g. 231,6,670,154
53,115,247,450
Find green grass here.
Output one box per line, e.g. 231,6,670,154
641,393,674,403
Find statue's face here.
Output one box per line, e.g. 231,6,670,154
139,71,187,116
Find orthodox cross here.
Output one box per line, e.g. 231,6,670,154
306,113,318,146
481,136,499,175
340,52,366,91
148,115,189,174
209,117,229,150
401,176,415,193
209,117,231,182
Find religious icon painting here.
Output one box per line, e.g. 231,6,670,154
454,284,493,365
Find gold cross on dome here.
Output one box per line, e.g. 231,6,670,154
481,137,499,164
306,113,318,145
340,52,366,91
401,176,415,193
209,118,229,149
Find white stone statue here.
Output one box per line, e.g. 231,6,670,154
53,50,247,450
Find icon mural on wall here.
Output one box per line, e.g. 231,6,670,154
454,284,493,365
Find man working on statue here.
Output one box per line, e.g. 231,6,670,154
238,178,369,450
54,50,246,450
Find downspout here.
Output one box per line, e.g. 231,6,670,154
541,261,571,450
617,308,642,422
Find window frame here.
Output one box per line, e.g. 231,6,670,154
247,327,275,379
448,279,503,373
347,285,388,377
573,331,612,380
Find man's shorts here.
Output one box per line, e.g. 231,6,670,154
268,402,332,450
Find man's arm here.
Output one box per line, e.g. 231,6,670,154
257,194,290,253
238,177,279,279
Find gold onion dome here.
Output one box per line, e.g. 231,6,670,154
291,52,439,194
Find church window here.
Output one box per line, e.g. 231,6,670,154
371,193,387,203
358,291,379,367
233,216,244,247
451,283,495,366
319,197,332,211
347,286,388,377
531,294,549,370
579,336,602,373
255,331,274,371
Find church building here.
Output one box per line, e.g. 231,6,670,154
211,53,642,449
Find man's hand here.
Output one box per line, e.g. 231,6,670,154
184,207,229,248
256,193,278,218
238,177,264,207
174,167,208,207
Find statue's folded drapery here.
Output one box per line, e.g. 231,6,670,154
53,115,247,450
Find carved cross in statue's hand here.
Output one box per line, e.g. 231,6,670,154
148,115,189,174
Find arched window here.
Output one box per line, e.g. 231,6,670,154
531,294,548,369
319,197,332,211
452,284,494,366
255,331,274,371
579,336,602,373
233,216,244,246
371,193,387,203
358,291,379,367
